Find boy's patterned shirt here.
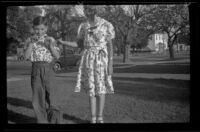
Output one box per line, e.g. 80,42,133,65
28,35,60,63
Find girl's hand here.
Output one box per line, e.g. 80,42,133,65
107,64,113,76
106,35,112,43
57,38,64,45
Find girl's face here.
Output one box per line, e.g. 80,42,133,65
33,24,47,37
84,7,96,19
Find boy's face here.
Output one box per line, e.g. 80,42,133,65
33,24,47,37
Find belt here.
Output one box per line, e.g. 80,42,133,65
32,61,50,64
85,46,107,70
84,45,104,49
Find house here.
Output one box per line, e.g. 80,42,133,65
173,44,190,52
147,33,168,53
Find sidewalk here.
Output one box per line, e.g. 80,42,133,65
56,72,190,81
55,58,190,81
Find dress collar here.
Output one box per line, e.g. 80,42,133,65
87,16,102,28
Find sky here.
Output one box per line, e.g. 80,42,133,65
19,5,128,17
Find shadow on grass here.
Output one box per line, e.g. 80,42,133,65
63,114,90,123
7,97,33,109
114,63,190,74
14,73,31,76
113,77,190,104
113,64,134,67
55,67,79,74
7,109,37,123
7,97,89,124
159,57,190,61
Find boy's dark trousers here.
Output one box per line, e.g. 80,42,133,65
31,61,61,124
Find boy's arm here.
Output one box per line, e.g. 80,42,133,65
24,38,33,60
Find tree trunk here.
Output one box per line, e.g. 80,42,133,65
117,43,121,56
117,50,121,56
123,43,130,63
168,42,175,59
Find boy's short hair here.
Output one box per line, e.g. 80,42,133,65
33,16,47,27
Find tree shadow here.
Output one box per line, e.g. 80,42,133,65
113,77,190,104
113,64,134,67
55,75,76,79
63,114,90,123
14,73,31,76
159,57,190,61
55,67,79,74
7,97,89,124
7,97,33,109
114,63,190,74
7,109,37,124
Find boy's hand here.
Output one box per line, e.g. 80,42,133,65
44,37,53,49
45,37,57,52
45,37,53,44
30,35,39,43
26,38,34,47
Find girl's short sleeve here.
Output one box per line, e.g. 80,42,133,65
106,22,115,41
77,23,85,40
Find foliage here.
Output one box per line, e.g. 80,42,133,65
7,4,190,60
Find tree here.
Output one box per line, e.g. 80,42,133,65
44,5,85,57
7,6,42,41
97,5,158,63
7,6,42,54
176,25,190,45
150,4,189,59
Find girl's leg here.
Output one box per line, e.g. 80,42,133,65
89,95,97,123
96,94,105,123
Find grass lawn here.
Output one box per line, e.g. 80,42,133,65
7,52,190,123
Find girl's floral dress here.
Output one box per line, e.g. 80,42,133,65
75,16,115,96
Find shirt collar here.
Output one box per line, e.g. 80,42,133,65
36,34,47,41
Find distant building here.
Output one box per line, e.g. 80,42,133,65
173,44,190,52
147,33,168,53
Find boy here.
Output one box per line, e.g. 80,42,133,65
24,16,60,123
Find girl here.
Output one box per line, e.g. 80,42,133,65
58,5,115,123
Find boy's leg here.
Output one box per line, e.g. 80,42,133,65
42,63,56,123
31,63,48,123
43,64,54,108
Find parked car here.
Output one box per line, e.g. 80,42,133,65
53,49,81,72
17,48,25,61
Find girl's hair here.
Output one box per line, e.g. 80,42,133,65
83,5,97,14
33,16,47,27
